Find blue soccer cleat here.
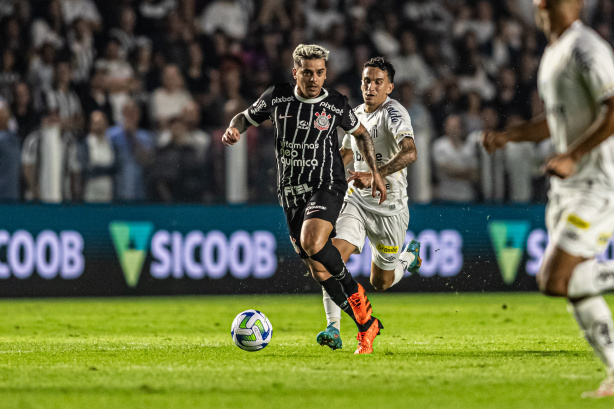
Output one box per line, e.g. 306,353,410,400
400,239,422,274
316,323,343,350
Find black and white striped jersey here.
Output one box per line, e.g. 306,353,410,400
244,83,360,209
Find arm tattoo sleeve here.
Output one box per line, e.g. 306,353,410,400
230,113,249,134
378,138,417,177
353,127,380,174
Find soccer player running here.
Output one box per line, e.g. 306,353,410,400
222,44,388,352
313,57,422,354
483,0,614,398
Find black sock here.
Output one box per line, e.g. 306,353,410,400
320,277,356,321
320,277,372,331
310,241,359,296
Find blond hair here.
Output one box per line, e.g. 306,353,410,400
292,44,330,67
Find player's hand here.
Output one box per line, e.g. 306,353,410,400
222,127,241,146
347,170,372,189
482,130,508,153
371,172,387,205
541,153,577,179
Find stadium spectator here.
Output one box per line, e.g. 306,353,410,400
30,0,65,50
0,100,20,201
108,99,154,202
0,48,20,105
398,81,434,204
469,106,505,202
432,114,479,203
60,0,101,30
28,41,57,112
149,115,205,203
22,110,81,203
11,81,39,142
198,0,253,41
390,31,435,97
150,64,193,130
303,0,343,41
45,61,84,135
78,68,114,125
159,10,192,71
95,37,136,125
67,17,96,86
109,6,142,58
136,0,179,39
79,110,115,203
371,11,401,58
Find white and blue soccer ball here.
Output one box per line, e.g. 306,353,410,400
231,309,273,352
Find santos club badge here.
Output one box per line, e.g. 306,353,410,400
314,109,331,131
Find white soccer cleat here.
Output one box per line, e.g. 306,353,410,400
582,373,614,398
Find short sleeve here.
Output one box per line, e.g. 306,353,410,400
339,97,360,134
384,101,415,144
342,133,352,149
574,36,614,103
244,85,274,127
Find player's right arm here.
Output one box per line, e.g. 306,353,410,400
222,113,249,146
222,85,275,146
482,115,550,153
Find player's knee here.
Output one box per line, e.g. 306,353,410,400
370,275,390,292
537,270,568,297
302,236,327,257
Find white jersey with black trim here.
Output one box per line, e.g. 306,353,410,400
538,20,614,191
342,97,414,216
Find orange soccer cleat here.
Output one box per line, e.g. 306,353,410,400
355,318,383,354
347,283,372,325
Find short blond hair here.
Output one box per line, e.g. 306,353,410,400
292,44,329,67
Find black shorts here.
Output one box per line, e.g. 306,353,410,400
284,188,344,259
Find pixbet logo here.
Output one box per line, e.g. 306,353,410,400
109,222,278,288
272,96,294,104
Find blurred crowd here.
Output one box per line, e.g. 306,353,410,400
0,0,613,205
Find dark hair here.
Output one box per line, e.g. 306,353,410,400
364,57,395,83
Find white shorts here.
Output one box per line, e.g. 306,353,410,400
335,201,410,270
546,187,614,258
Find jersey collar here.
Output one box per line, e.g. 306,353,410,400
294,85,329,103
363,96,391,115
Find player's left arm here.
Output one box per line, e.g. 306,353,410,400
544,38,614,179
544,96,614,178
379,137,417,177
351,123,387,204
348,137,417,187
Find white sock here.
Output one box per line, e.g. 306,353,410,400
571,296,614,371
568,259,614,298
322,287,341,330
391,263,406,287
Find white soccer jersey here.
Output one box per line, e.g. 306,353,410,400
538,20,614,191
342,97,414,216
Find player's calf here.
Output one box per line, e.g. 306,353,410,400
370,272,394,292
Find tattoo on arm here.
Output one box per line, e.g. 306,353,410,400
230,113,249,134
379,138,417,177
353,127,380,174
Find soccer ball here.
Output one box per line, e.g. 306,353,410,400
231,309,273,351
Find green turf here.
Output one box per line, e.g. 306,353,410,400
1,293,613,409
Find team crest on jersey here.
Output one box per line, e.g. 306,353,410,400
314,109,331,131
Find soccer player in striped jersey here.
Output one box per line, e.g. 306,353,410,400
483,0,614,398
222,44,387,346
313,57,422,354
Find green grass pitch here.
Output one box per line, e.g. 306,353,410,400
1,293,614,409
